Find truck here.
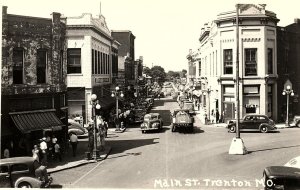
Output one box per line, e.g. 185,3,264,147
171,109,194,132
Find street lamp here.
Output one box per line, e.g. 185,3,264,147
90,94,101,161
111,86,124,131
282,85,294,126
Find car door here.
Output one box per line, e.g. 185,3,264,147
241,116,256,130
0,165,12,188
10,163,31,186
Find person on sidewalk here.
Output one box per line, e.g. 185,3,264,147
39,137,48,165
216,109,220,124
32,145,40,162
69,133,78,157
54,142,62,162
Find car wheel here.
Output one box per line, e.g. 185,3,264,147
297,121,300,128
260,126,268,133
18,182,32,188
142,130,145,133
229,126,236,133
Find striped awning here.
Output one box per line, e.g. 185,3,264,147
9,109,64,133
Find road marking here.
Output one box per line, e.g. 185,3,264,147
72,160,105,186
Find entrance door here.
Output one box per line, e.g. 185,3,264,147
224,102,234,123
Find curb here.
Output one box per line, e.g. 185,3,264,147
48,146,112,174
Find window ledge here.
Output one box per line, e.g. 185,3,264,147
67,74,83,76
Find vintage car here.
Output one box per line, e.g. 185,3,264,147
171,109,194,132
227,114,276,133
263,166,300,190
128,109,146,124
0,157,53,188
290,115,300,127
140,113,163,133
68,119,86,135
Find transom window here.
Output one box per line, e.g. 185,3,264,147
245,48,257,76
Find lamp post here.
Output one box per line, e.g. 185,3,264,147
111,86,124,131
90,94,101,161
282,85,294,126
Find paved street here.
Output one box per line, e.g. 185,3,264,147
51,97,300,189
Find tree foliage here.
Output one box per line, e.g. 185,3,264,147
143,65,166,81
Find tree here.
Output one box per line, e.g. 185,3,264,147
167,71,180,79
181,69,187,78
150,66,166,82
143,66,151,76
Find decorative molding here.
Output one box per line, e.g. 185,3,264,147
242,38,261,42
221,39,234,43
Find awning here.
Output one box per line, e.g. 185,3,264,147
9,109,64,133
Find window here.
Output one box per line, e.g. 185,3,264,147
92,49,95,74
67,48,81,74
13,48,24,84
223,49,233,74
245,48,257,76
198,61,201,76
37,49,47,83
11,164,29,173
268,48,273,74
60,50,64,82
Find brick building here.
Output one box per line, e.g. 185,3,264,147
1,6,68,157
111,30,136,86
277,19,300,122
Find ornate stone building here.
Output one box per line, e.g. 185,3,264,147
196,4,279,122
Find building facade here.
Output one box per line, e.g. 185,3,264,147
1,6,68,157
66,13,119,124
277,19,300,122
196,4,279,123
111,30,136,86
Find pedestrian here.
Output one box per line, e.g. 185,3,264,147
104,121,108,138
39,137,48,165
32,145,40,162
3,147,10,158
216,109,220,123
69,133,78,157
87,125,94,154
54,142,62,161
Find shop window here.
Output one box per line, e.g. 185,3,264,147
198,61,201,76
13,48,24,84
245,48,257,76
67,48,81,74
268,85,273,112
37,49,47,84
223,49,233,74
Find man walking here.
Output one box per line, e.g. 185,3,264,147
69,133,78,157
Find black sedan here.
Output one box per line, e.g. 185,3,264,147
227,114,276,133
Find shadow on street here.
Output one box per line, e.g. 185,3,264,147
247,144,300,154
108,138,159,156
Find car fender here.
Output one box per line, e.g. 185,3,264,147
15,176,42,188
259,123,272,130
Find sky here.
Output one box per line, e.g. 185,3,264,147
2,0,300,72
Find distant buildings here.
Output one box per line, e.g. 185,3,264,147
1,6,68,156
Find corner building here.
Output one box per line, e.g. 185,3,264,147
198,4,279,122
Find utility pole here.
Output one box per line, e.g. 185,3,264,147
229,4,247,155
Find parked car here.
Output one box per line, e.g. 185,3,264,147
0,157,53,188
140,113,163,133
171,109,194,132
128,109,145,124
263,166,300,190
227,114,276,133
290,115,300,127
68,119,86,135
